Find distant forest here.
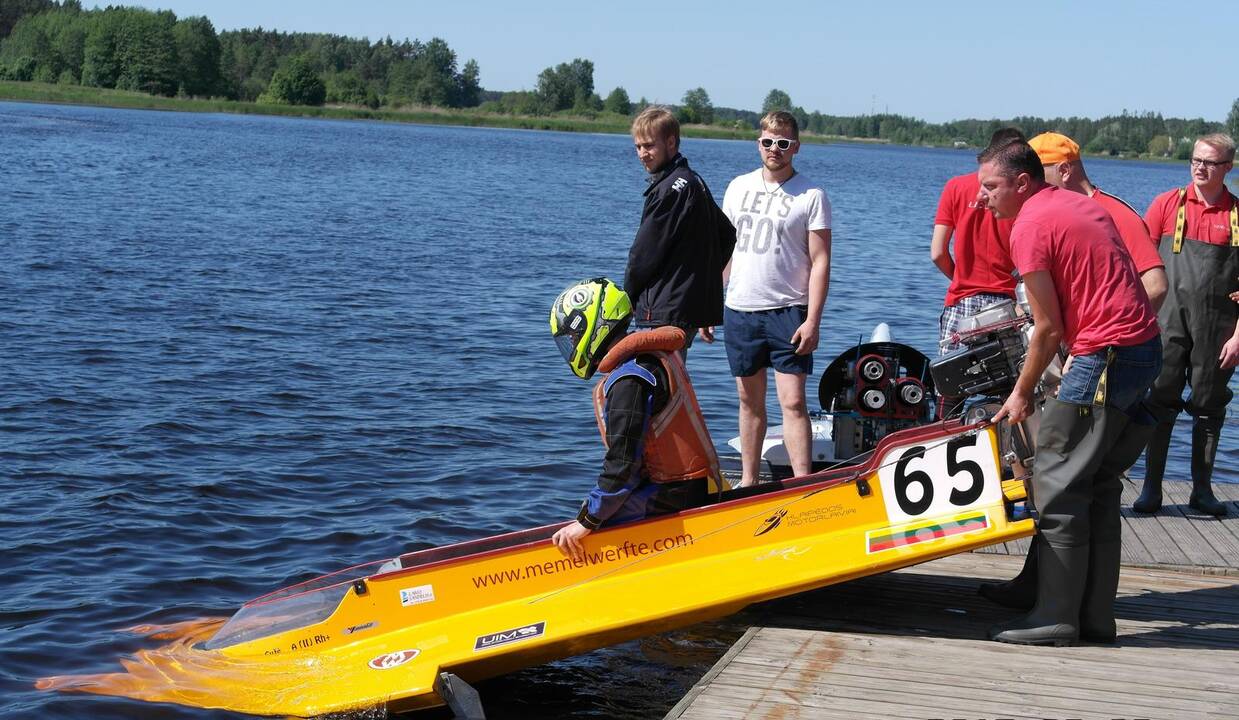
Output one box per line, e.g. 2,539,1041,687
3,1,1237,157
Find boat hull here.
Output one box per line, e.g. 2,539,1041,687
39,421,1032,716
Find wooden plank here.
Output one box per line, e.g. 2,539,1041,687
1120,479,1196,565
669,552,1239,720
664,627,760,720
1160,479,1239,563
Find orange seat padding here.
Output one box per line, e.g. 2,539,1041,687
598,326,686,373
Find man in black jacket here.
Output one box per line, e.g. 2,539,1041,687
625,107,736,353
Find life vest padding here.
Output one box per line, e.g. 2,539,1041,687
597,326,686,373
592,347,720,488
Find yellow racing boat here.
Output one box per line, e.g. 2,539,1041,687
39,418,1033,717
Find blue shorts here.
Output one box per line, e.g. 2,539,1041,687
724,305,812,377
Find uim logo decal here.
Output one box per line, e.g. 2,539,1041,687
367,649,420,670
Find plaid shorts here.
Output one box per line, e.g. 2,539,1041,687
938,293,1012,355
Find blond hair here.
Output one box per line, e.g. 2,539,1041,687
759,110,799,140
631,106,680,148
1197,133,1236,162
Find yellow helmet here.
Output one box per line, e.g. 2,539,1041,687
550,278,632,379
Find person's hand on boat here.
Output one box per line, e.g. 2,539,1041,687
698,326,715,343
991,387,1033,425
552,521,592,562
790,319,819,355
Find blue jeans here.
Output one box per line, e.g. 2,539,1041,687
1056,336,1162,418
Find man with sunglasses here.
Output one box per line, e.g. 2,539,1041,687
1134,133,1239,517
625,106,735,356
720,111,831,486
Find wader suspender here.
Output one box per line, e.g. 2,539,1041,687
1092,347,1116,407
1171,186,1239,253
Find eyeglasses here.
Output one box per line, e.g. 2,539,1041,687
1190,157,1231,168
759,138,795,150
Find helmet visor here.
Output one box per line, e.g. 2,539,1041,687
553,332,579,364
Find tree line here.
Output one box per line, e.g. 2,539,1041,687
0,1,480,107
3,2,1238,156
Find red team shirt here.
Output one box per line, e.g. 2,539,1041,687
1091,189,1163,274
1144,184,1238,246
1010,187,1159,355
935,173,1017,306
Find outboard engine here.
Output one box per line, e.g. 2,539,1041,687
930,299,1029,399
928,295,1053,473
819,338,935,459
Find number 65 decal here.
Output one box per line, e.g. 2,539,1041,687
877,430,1002,522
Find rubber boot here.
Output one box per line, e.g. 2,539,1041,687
1080,409,1152,643
1132,420,1173,513
978,541,1037,610
989,541,1088,646
1188,418,1228,516
1078,540,1121,643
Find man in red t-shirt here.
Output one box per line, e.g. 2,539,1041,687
929,129,1021,417
1029,132,1168,311
931,129,1023,350
1135,133,1238,517
978,141,1161,647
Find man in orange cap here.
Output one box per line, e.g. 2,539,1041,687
1029,132,1167,311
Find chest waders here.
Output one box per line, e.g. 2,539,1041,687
1135,188,1239,516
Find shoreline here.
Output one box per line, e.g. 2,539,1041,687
0,80,890,147
0,81,1186,162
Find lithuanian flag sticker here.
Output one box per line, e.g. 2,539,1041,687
866,511,989,554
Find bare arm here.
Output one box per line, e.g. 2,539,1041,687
992,270,1063,424
1140,267,1168,313
792,228,831,355
929,224,955,280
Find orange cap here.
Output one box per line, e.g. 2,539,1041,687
1029,132,1081,164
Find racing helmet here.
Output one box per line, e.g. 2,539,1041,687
550,278,632,379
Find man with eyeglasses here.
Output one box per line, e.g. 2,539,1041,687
1029,132,1168,311
1134,133,1239,517
624,106,735,357
719,111,831,486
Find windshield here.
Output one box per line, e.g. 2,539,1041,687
203,559,387,650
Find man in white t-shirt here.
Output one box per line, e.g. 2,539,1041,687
719,111,832,486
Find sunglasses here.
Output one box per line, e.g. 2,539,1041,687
759,138,795,150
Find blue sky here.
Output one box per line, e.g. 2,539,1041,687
133,1,1233,123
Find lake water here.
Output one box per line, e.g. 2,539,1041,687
1,101,1235,719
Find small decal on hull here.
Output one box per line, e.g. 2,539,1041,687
368,649,420,670
753,509,788,536
400,584,435,607
344,621,378,635
366,644,421,669
866,511,989,554
474,622,546,652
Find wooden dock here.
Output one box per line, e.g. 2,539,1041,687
666,479,1239,720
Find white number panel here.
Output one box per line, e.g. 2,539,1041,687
875,428,1003,523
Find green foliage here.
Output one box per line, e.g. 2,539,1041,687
1,0,59,40
680,87,713,125
1228,98,1239,141
261,54,324,105
1146,134,1171,157
762,88,792,114
535,58,593,112
0,3,480,108
325,69,377,107
172,15,220,96
603,86,630,115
